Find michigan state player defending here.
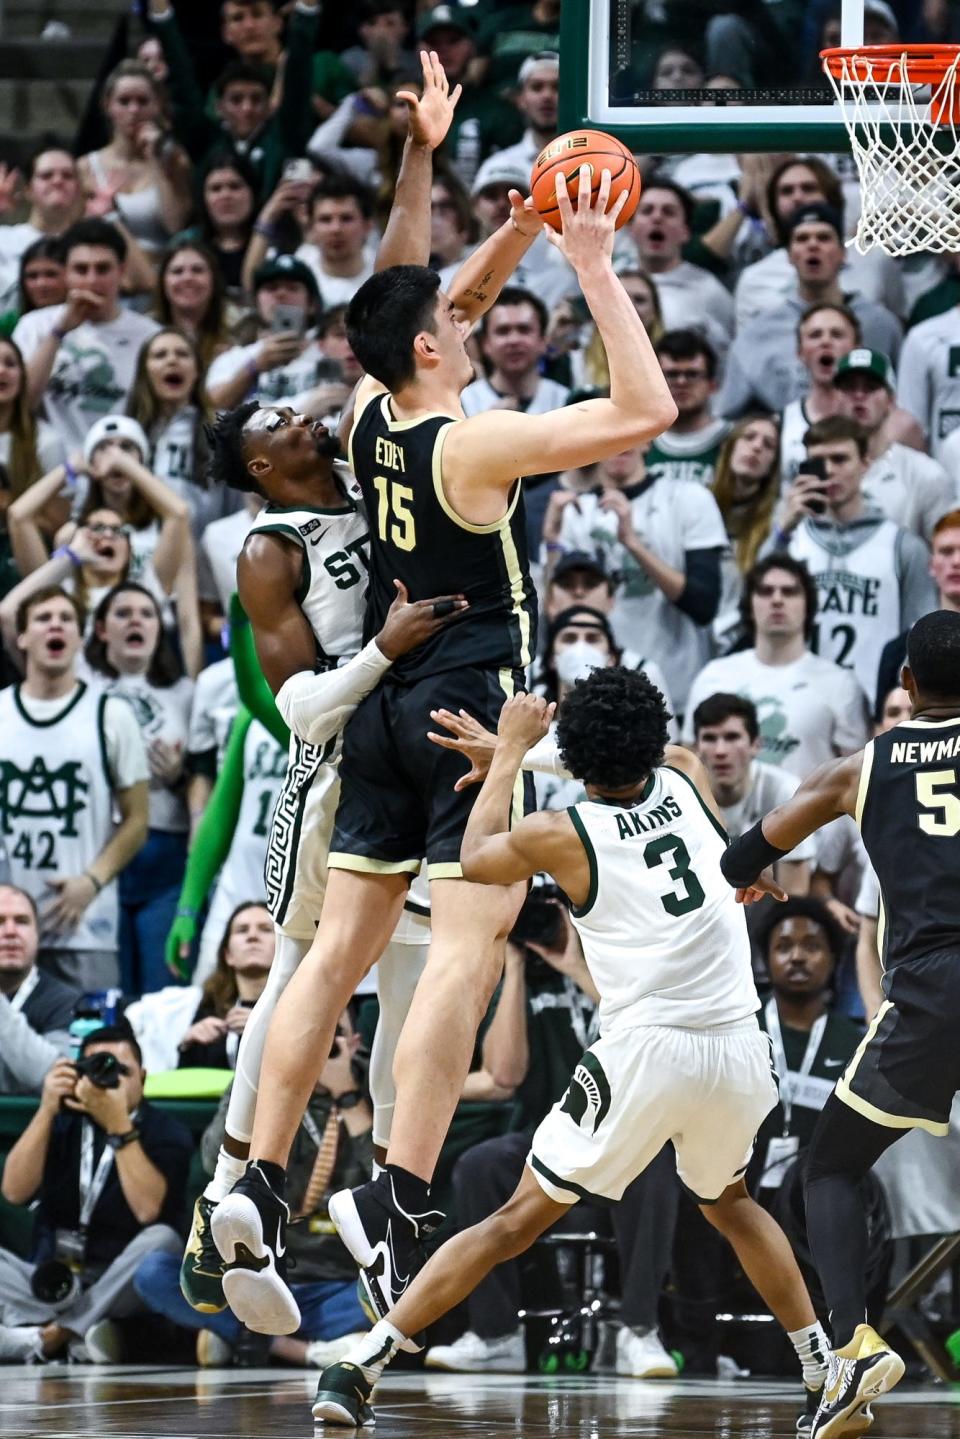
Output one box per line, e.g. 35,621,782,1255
311,669,831,1429
721,607,960,1439
213,167,678,1337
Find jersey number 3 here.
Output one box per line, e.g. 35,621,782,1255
373,475,416,551
916,769,960,837
644,835,706,916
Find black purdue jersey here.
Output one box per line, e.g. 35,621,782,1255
859,717,960,970
348,390,538,682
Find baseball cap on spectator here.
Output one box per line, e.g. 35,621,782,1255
417,3,475,39
833,348,896,391
252,253,320,300
83,415,149,464
471,154,529,197
785,203,844,242
552,551,609,586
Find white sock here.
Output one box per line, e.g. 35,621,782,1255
346,1319,406,1384
788,1320,831,1389
203,1147,248,1203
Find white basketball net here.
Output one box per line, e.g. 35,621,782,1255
822,49,960,255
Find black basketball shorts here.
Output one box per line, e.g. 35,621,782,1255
329,665,535,880
836,949,960,1135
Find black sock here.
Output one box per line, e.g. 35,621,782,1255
387,1163,431,1217
253,1159,286,1197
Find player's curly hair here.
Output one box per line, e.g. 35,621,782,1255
205,400,261,493
556,666,669,789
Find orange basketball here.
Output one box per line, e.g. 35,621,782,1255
530,129,641,233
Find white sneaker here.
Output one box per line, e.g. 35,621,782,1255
304,1332,370,1368
615,1325,679,1379
196,1329,234,1367
0,1324,43,1364
425,1328,526,1373
83,1319,123,1365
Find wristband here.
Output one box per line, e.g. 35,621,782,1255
52,326,68,343
63,461,78,492
84,871,103,893
771,528,791,550
176,904,198,920
52,544,81,568
254,220,280,242
719,819,788,890
246,357,260,383
545,541,564,554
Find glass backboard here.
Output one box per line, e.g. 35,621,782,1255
559,0,873,153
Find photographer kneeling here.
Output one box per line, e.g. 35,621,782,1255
0,1023,192,1363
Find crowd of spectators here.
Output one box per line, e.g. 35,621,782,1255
0,0,959,1386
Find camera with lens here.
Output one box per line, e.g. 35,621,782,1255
73,1051,128,1089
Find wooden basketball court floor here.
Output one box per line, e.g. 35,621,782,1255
2,1364,958,1438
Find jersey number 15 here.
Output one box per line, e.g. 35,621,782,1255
373,476,417,551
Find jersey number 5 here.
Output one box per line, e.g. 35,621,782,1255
644,835,706,916
373,475,416,551
916,769,960,836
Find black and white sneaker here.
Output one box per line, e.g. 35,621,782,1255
211,1162,301,1336
811,1325,899,1439
312,1359,376,1427
328,1174,443,1353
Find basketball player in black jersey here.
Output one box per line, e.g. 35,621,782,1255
224,167,677,1335
721,608,960,1439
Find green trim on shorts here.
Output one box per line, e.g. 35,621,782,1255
664,765,728,843
567,807,598,917
528,1153,602,1203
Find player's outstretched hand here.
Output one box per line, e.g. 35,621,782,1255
734,869,788,907
545,166,629,266
427,707,497,790
497,692,556,748
377,579,468,660
398,49,462,151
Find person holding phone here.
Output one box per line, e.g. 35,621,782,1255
206,255,346,418
769,415,936,702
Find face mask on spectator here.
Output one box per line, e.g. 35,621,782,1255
555,641,609,685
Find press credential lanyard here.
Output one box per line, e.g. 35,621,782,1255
765,998,827,1136
79,1119,116,1229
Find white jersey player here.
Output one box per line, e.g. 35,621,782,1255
312,667,831,1432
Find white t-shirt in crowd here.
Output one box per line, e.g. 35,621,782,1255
294,245,372,308
682,647,869,779
198,505,259,611
207,336,338,412
717,760,817,862
0,419,64,478
0,221,43,312
92,672,194,833
187,657,239,767
861,442,955,542
460,374,569,417
12,302,159,451
557,478,728,710
652,261,734,362
896,306,960,461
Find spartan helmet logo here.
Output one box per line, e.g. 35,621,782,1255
559,1050,611,1136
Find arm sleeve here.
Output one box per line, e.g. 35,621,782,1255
0,996,68,1093
229,592,291,750
175,710,250,915
275,639,392,746
149,8,216,158
278,2,321,153
102,696,151,789
896,529,939,629
521,733,572,778
675,547,723,625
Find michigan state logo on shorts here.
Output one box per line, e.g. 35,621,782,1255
559,1051,611,1136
